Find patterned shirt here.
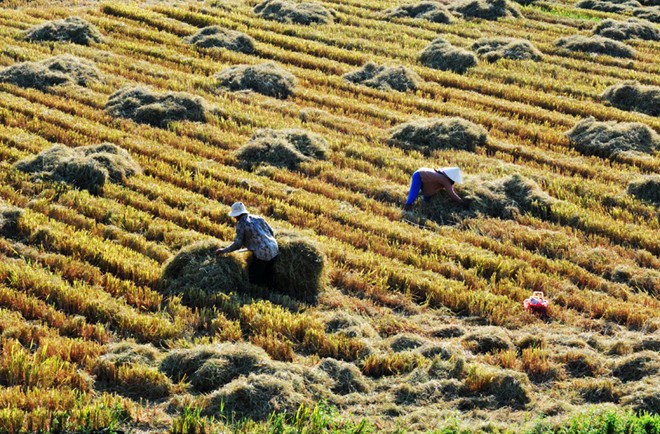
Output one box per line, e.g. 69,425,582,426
224,214,279,261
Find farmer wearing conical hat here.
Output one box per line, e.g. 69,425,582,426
403,167,465,211
216,202,279,290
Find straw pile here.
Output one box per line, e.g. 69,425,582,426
566,117,660,158
235,128,328,170
601,81,659,116
555,35,636,58
343,62,422,92
160,239,249,306
381,2,455,23
388,117,488,154
215,63,296,99
184,26,256,53
23,16,102,45
419,37,478,73
14,143,140,195
0,55,101,90
254,0,334,24
105,86,208,127
472,37,542,62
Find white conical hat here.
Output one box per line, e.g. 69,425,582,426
443,167,462,184
228,202,248,217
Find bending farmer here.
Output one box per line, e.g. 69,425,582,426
404,167,465,211
216,202,279,289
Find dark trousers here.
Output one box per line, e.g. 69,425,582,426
249,255,277,290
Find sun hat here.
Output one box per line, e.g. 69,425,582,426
443,167,463,184
228,202,248,217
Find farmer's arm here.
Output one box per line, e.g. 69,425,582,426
216,221,245,255
439,176,464,203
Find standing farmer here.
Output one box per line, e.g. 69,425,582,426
404,167,465,211
216,202,279,290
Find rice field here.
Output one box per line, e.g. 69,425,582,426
0,0,658,432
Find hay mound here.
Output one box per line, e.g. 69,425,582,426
324,312,379,339
555,35,635,58
472,37,542,62
623,390,660,414
577,0,641,12
463,330,513,354
184,26,256,53
419,38,478,74
105,86,208,127
627,176,660,206
418,174,555,224
387,333,427,352
274,231,326,304
14,143,140,195
236,128,328,171
215,63,296,99
566,117,660,158
254,0,334,24
593,18,660,40
388,116,487,154
431,325,466,338
313,358,370,395
343,62,422,92
395,379,462,405
23,16,102,45
0,205,24,239
103,342,161,367
381,2,455,23
633,6,660,23
160,343,272,392
601,81,660,116
160,239,248,306
204,373,310,421
0,55,101,90
464,366,530,408
449,0,522,20
612,351,660,382
576,378,620,403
